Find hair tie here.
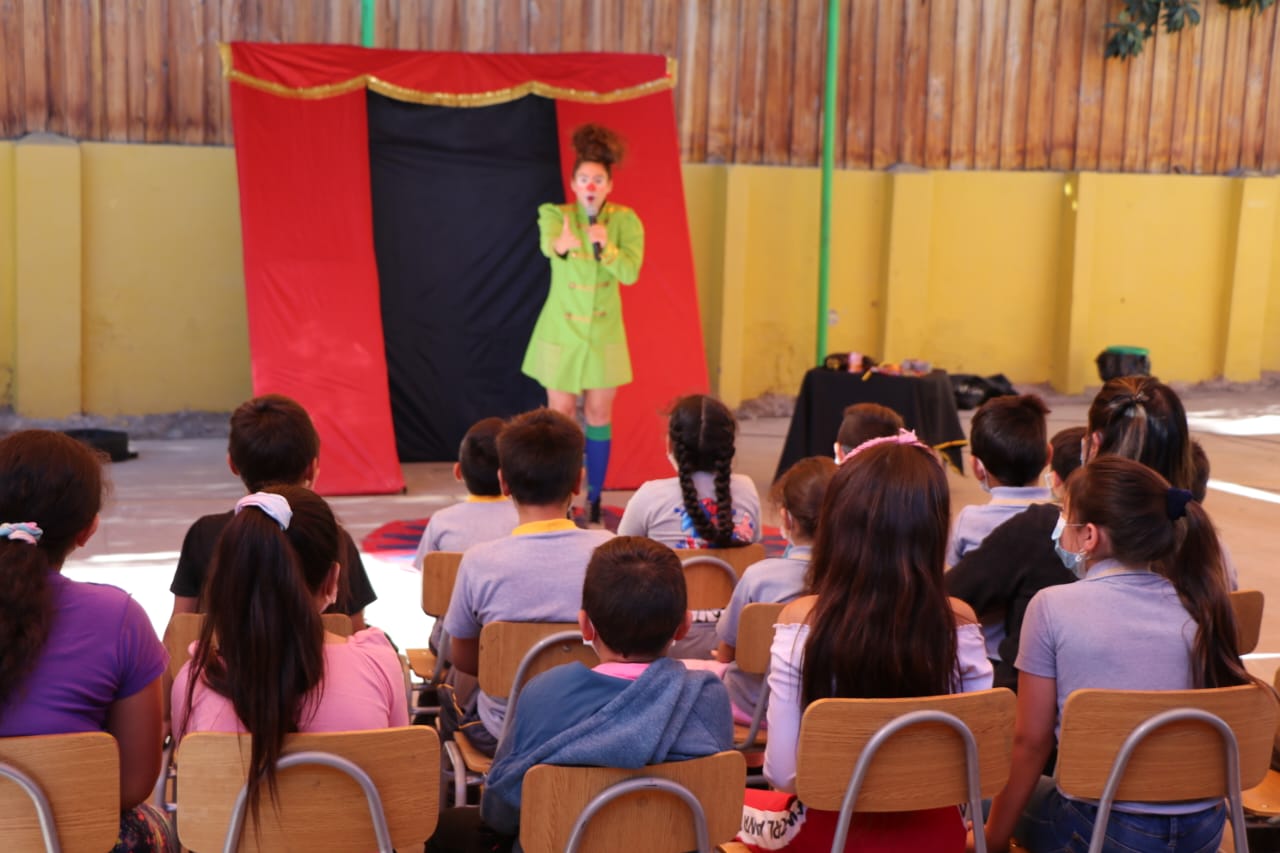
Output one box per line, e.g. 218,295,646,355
842,429,932,464
235,492,292,530
1166,487,1194,521
0,522,42,545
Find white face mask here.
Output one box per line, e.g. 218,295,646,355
1051,515,1088,579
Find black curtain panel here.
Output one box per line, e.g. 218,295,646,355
367,92,562,461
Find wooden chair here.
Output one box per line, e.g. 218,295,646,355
727,689,1015,853
1241,669,1280,818
679,554,740,610
441,622,598,805
404,551,464,685
519,751,747,853
175,726,440,853
1230,589,1264,655
680,543,766,579
1055,685,1278,853
0,732,120,853
733,602,785,755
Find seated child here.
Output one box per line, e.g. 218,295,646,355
715,456,836,723
439,408,614,757
1046,425,1086,499
617,394,762,549
412,416,517,569
833,402,904,463
480,536,734,840
168,394,375,630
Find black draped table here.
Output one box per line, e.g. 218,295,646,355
774,368,966,481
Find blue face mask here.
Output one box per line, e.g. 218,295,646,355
1051,515,1088,580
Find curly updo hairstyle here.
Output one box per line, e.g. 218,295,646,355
572,124,626,176
668,394,743,548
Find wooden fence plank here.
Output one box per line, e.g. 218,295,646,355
429,0,460,51
789,0,822,166
899,0,929,167
998,0,1032,170
1192,3,1228,173
845,0,875,168
1168,7,1201,173
732,0,767,165
1120,37,1154,171
923,0,956,169
620,0,649,53
1215,8,1252,173
1023,0,1058,170
1239,0,1277,170
169,0,204,144
528,0,560,52
1073,0,1108,171
1144,27,1178,173
677,0,710,162
559,0,586,51
972,0,1008,170
46,0,68,136
649,0,678,58
949,0,980,168
61,0,92,139
143,0,167,142
761,0,794,164
871,0,902,169
1048,1,1084,170
21,0,47,133
102,0,128,141
1261,6,1280,171
1,0,27,138
1097,29,1130,171
87,0,105,139
705,0,736,163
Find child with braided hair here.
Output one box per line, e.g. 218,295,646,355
618,394,762,549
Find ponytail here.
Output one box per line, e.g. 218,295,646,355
183,484,336,825
0,431,103,710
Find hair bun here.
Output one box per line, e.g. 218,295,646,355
572,124,625,168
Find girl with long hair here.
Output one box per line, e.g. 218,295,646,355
172,484,407,822
980,456,1252,852
617,394,762,549
0,430,174,851
737,435,992,852
522,123,644,523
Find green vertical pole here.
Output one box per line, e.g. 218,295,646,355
816,0,839,365
361,0,376,47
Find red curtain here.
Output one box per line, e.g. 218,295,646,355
228,44,706,495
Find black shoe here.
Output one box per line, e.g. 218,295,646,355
588,497,602,524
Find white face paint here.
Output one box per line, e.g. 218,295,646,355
572,162,613,217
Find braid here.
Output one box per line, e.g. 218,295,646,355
711,452,738,547
673,433,718,545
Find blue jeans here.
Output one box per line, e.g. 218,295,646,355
1017,778,1225,853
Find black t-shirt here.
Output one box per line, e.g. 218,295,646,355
169,511,376,615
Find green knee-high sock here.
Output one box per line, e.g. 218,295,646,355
585,423,612,503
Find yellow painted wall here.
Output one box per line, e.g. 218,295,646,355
4,139,1278,415
80,143,250,414
0,142,14,403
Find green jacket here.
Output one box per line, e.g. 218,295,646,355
521,201,644,393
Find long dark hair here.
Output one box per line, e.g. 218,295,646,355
802,443,956,706
1065,457,1251,689
0,431,104,710
668,395,743,548
183,483,339,823
1088,376,1194,491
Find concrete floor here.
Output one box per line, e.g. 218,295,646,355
63,382,1280,681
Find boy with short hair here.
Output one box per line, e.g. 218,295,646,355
479,536,733,838
439,408,614,756
168,394,375,628
834,402,904,462
411,416,517,569
945,393,1053,566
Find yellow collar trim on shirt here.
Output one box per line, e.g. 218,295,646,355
465,495,509,504
512,518,578,536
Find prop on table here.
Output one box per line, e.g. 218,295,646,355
823,351,877,373
823,352,932,378
1096,346,1150,381
949,374,1017,410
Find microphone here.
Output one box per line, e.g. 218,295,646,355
588,213,602,261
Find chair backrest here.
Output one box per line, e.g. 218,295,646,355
1057,684,1278,801
476,621,597,701
322,612,355,637
735,602,785,675
175,726,440,853
679,555,739,610
680,544,766,578
421,551,463,618
796,689,1016,812
1230,589,1264,655
165,611,204,680
519,751,747,853
0,731,120,853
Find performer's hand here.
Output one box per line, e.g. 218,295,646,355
587,223,608,250
553,214,581,254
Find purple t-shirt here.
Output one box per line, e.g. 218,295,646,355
0,573,167,736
